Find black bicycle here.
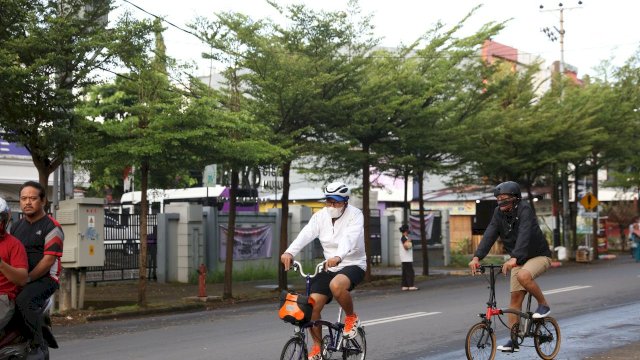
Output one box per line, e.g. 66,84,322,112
465,264,561,360
280,261,366,360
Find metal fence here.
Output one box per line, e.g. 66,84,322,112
86,212,158,282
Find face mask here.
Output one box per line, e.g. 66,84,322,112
497,197,517,212
327,206,344,218
497,199,513,207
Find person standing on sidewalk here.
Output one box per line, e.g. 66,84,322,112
280,181,366,360
11,181,63,360
399,224,418,291
468,181,552,353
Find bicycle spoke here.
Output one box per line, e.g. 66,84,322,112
534,317,561,360
465,322,496,360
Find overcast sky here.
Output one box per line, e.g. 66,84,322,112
112,0,640,78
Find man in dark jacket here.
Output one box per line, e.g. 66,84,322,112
468,181,552,353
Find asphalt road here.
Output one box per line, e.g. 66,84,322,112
53,257,640,359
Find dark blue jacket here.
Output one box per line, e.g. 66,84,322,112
474,201,551,265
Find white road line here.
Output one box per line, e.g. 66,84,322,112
543,285,592,295
362,312,441,327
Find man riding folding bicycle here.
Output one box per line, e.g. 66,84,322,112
281,182,366,360
468,181,553,353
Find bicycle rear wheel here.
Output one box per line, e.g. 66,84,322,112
280,336,307,360
534,317,561,360
342,327,366,360
465,322,496,360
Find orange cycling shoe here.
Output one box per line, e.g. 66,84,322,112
343,313,360,339
308,344,321,360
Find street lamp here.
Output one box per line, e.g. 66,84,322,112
539,2,584,253
539,1,583,74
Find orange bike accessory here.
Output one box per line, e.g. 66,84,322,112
278,290,315,325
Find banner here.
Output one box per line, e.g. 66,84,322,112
219,225,273,261
408,213,435,240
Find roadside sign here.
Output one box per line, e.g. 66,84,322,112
580,192,599,210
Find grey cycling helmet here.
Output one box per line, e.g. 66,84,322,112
493,181,521,198
324,181,350,202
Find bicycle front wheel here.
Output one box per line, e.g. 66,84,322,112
465,322,496,360
534,317,561,360
280,336,307,360
322,334,338,360
342,327,366,360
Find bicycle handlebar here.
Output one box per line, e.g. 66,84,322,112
290,260,326,278
475,263,503,274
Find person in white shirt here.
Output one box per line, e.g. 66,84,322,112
280,181,366,360
398,224,417,291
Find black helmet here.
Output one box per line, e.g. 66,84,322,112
399,224,409,233
493,181,521,198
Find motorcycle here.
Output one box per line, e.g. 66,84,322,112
0,297,57,360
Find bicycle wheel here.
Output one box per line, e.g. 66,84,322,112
342,327,366,360
280,336,307,360
322,334,338,360
534,317,561,360
465,322,496,360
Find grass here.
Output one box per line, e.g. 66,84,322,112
190,263,280,284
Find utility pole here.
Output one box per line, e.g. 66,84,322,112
540,1,583,257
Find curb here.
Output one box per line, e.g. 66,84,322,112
85,303,206,322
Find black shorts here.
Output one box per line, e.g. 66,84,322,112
310,265,365,301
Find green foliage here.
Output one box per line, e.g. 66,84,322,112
202,264,280,283
449,253,473,268
0,0,116,185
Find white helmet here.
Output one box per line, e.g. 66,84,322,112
324,182,350,201
0,198,10,237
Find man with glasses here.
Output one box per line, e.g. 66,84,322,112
281,181,366,360
11,181,63,360
468,181,552,353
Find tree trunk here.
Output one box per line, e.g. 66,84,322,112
362,146,372,281
278,161,291,291
403,169,409,224
527,186,536,213
551,165,561,248
223,168,239,299
418,171,429,276
137,159,149,307
591,157,599,259
572,167,580,250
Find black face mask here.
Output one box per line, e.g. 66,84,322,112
497,199,513,207
498,198,516,207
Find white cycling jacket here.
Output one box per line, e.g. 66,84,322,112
285,204,367,272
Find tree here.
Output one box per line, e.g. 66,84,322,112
78,18,198,306
193,1,377,289
326,8,502,277
602,49,640,213
0,0,122,190
184,72,285,300
395,16,503,275
602,201,638,252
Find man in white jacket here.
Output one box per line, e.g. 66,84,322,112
280,181,366,360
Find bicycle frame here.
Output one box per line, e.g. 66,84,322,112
477,264,535,336
288,261,364,356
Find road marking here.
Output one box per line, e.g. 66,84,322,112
543,285,592,295
361,312,441,327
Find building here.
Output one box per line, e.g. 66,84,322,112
0,137,54,209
